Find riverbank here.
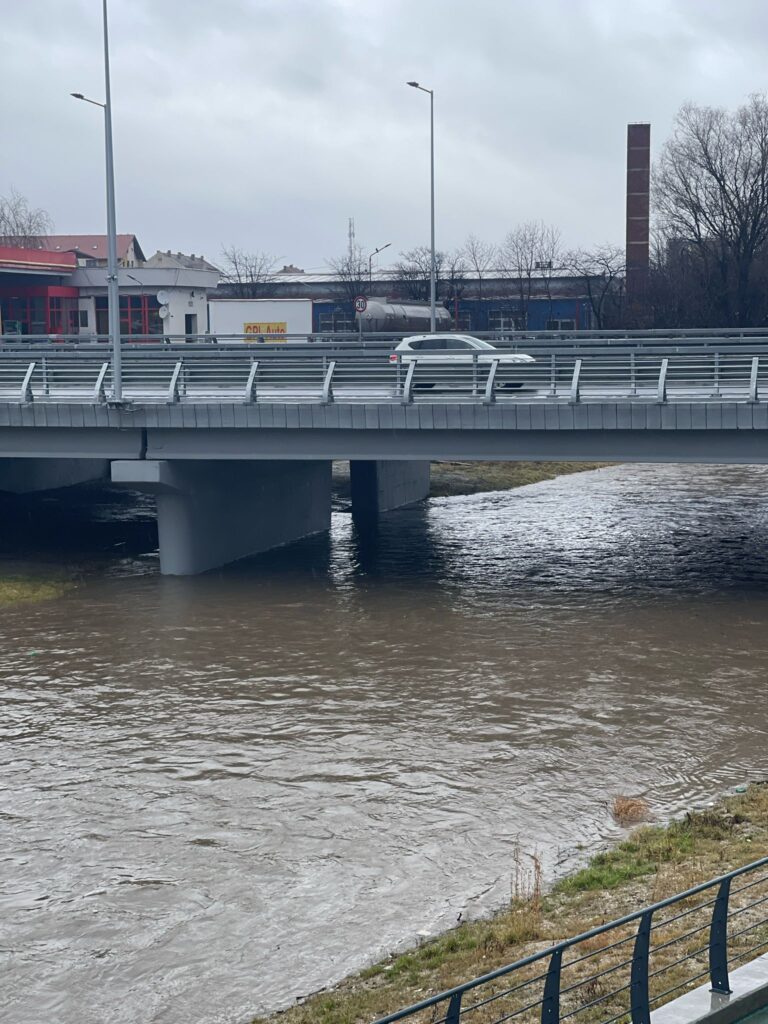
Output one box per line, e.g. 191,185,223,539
254,784,768,1024
332,461,611,502
428,461,611,497
0,575,73,606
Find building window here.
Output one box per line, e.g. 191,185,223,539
456,313,472,331
79,309,89,328
318,311,353,333
546,319,576,331
488,308,523,331
95,295,163,336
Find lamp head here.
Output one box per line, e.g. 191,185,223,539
71,92,85,100
407,81,419,88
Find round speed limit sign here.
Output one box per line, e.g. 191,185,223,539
354,295,368,313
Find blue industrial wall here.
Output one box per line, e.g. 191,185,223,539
311,298,593,333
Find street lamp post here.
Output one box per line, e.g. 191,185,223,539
407,81,436,332
71,0,121,400
367,242,391,285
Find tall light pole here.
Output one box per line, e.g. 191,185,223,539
71,0,121,400
367,242,391,285
407,81,436,332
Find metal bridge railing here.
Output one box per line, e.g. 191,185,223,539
370,856,768,1024
0,349,767,405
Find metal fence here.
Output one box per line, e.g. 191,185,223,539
1,347,768,405
371,856,768,1024
8,327,768,349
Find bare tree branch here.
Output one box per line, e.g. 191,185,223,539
219,246,278,297
565,244,625,329
0,188,53,246
327,244,369,304
653,94,768,326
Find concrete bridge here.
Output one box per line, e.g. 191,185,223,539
2,339,768,574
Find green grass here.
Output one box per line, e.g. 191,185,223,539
429,461,612,497
0,576,73,605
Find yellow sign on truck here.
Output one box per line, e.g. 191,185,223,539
243,321,287,341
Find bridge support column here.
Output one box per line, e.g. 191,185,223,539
111,459,331,575
349,460,430,518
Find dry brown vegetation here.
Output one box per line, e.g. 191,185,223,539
611,795,651,826
253,785,768,1024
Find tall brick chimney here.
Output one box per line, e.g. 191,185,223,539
626,123,651,309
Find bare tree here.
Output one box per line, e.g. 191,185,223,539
443,249,469,308
535,224,563,322
327,244,369,304
394,246,446,302
461,234,497,305
499,221,561,327
653,94,768,326
566,245,625,329
219,246,278,297
0,188,53,246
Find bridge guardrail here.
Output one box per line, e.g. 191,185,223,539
370,855,768,1024
0,348,767,405
8,328,768,352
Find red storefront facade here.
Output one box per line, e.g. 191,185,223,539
0,247,79,336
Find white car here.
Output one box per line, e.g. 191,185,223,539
389,334,535,387
390,334,534,365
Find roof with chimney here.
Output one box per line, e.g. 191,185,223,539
35,234,145,262
144,249,220,272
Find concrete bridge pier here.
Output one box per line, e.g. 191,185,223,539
111,459,332,575
349,460,431,518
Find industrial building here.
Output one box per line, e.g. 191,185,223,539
211,268,600,337
0,235,219,338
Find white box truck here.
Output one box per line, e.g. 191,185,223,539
207,298,313,341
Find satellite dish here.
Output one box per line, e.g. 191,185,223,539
156,290,170,305
158,305,170,319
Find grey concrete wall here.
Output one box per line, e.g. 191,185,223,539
0,458,108,493
111,459,332,575
350,460,430,516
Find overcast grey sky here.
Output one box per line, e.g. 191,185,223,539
3,0,768,269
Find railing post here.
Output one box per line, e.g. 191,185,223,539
549,353,557,397
168,360,183,403
42,356,50,397
750,356,759,402
570,359,582,403
657,358,668,403
630,352,637,395
472,353,479,396
245,359,259,403
402,359,417,404
322,359,336,404
484,358,499,404
20,361,35,403
541,948,562,1024
713,351,721,396
94,361,109,403
630,910,652,1024
709,877,732,994
445,991,463,1024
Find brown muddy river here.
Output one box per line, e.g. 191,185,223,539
3,463,768,1024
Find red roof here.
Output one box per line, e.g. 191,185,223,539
36,234,144,262
0,246,78,273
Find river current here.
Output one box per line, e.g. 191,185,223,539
3,463,768,1024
